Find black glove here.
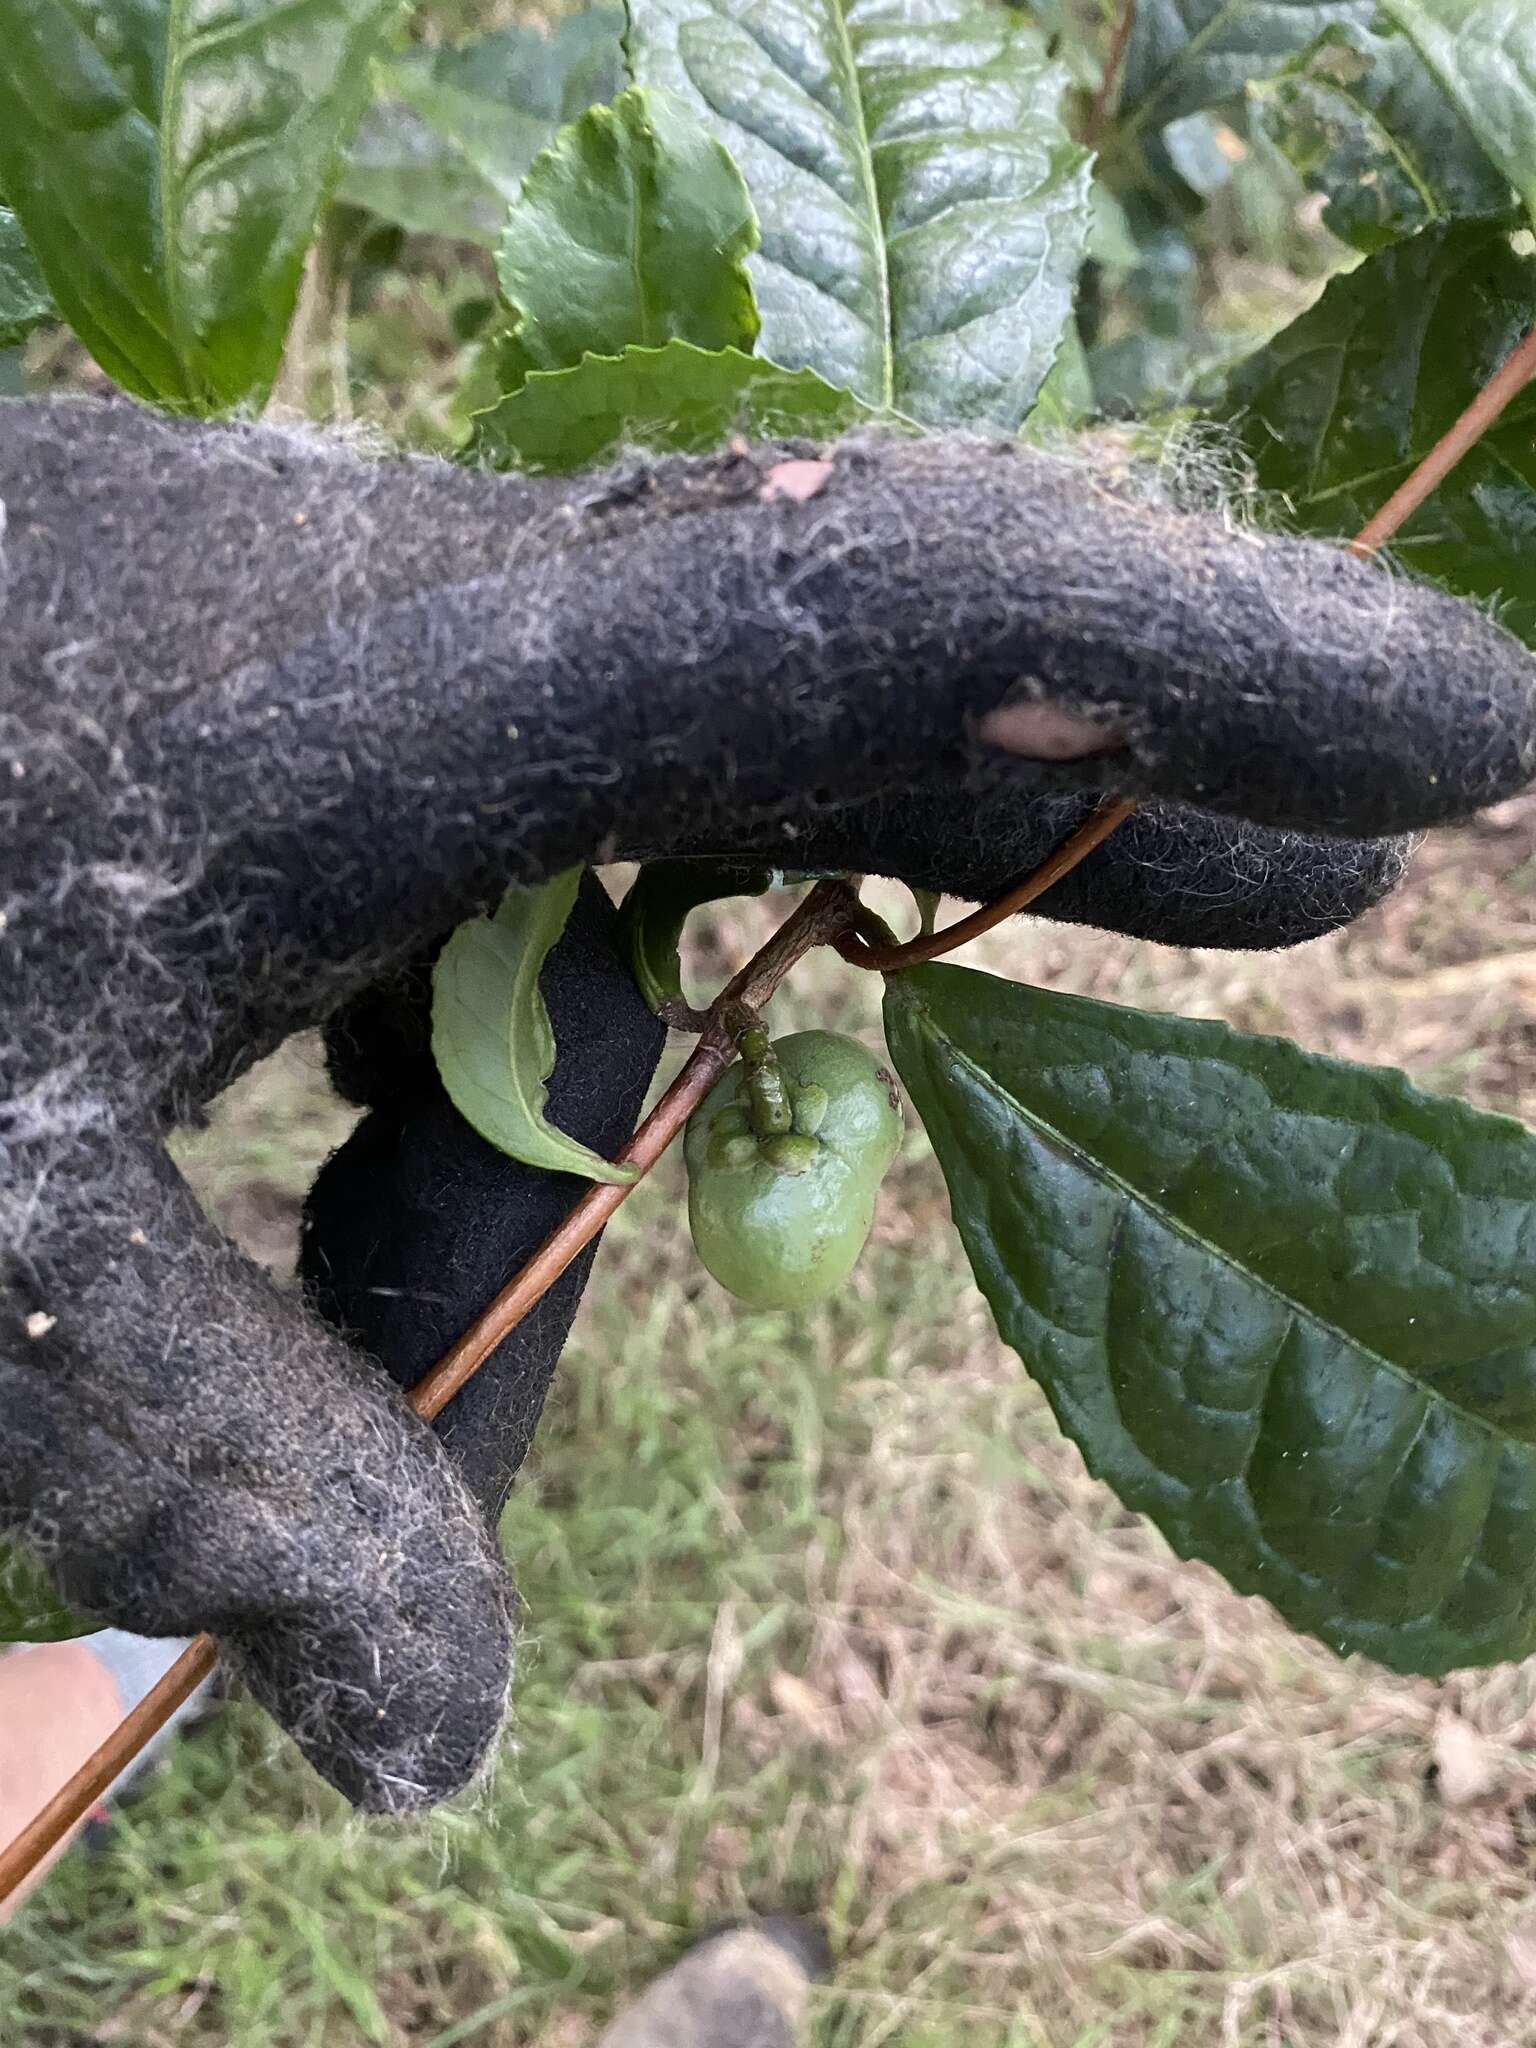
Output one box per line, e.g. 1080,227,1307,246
301,874,664,1522
3,395,1531,1812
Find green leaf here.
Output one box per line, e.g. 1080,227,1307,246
616,859,773,1014
470,338,882,473
1117,0,1371,136
1224,220,1536,645
432,870,638,1186
403,10,623,194
0,0,403,409
1251,21,1518,251
491,86,759,393
1022,0,1112,91
1024,322,1093,433
435,11,622,110
885,962,1536,1676
624,0,1093,430
0,205,52,346
340,13,625,244
1377,0,1536,228
338,97,508,245
0,1537,96,1645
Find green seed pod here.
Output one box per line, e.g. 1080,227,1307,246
684,1030,903,1309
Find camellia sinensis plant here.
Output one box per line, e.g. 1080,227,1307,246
5,0,1536,1837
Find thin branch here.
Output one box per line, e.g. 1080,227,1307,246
0,1635,217,1909
412,879,858,1420
1086,1,1138,152
843,320,1536,976
834,797,1138,973
1349,323,1536,558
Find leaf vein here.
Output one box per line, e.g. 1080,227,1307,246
921,1009,1531,1455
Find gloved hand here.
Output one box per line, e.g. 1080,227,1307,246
3,396,1532,1812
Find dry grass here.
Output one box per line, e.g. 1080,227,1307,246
10,809,1536,2047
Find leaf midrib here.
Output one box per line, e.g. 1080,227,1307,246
827,0,893,410
161,0,192,380
1381,0,1536,216
1291,67,1439,217
904,993,1526,1455
1120,0,1246,139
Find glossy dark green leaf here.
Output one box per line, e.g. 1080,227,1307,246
1225,221,1536,645
340,12,624,244
625,0,1092,430
0,1537,96,1645
0,205,52,346
491,87,759,393
432,869,638,1186
1251,21,1516,249
0,0,402,408
1379,1,1536,227
616,859,773,1015
470,338,880,473
1117,0,1369,136
885,962,1536,1676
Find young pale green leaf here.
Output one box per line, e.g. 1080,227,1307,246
1117,0,1370,137
1252,22,1516,250
0,1537,96,1645
624,0,1092,430
616,860,773,1014
492,87,759,393
340,12,625,244
0,206,52,346
885,962,1536,1676
1378,1,1536,227
469,339,881,473
0,0,402,409
432,870,638,1186
1225,220,1536,645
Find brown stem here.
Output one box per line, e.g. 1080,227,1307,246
0,1635,218,1910
1349,323,1536,558
835,796,1139,973
1086,0,1138,151
411,1050,732,1421
415,878,857,1419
